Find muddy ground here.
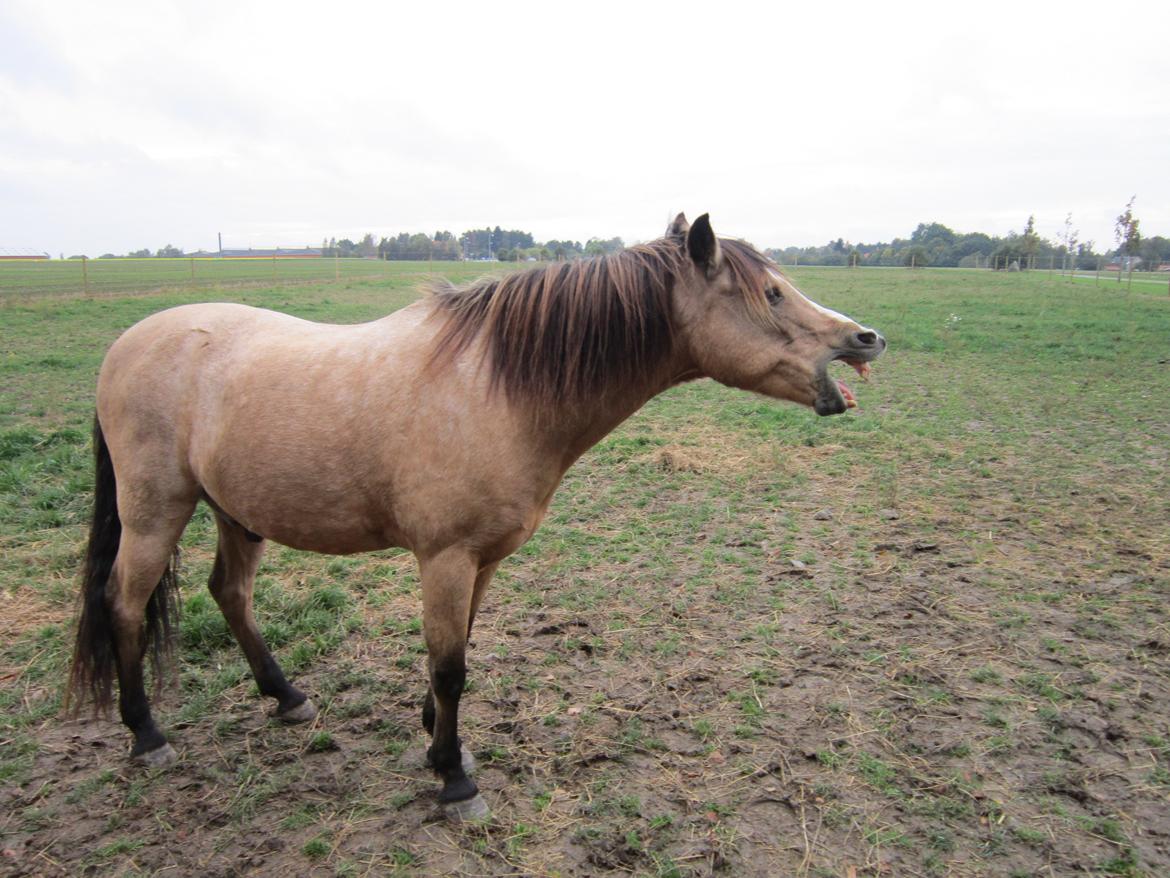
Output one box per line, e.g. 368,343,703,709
3,426,1168,878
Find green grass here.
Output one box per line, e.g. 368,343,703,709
0,256,487,299
1,265,1168,875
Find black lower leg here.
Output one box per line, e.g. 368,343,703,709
422,686,435,735
252,653,307,713
208,525,307,714
428,657,477,804
116,649,167,756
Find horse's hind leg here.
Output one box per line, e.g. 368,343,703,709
208,514,315,722
110,515,192,766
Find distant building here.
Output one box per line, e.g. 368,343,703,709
1106,256,1142,272
206,247,323,259
0,247,50,260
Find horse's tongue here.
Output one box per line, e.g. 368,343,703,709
837,379,857,408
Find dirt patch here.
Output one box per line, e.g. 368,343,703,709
4,474,1169,876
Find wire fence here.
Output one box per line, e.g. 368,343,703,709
0,256,422,299
4,254,1167,301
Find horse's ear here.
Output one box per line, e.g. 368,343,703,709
686,213,722,277
666,212,689,241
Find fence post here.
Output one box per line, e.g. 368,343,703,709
334,253,340,282
190,257,196,284
272,255,277,282
1095,257,1101,286
82,255,90,295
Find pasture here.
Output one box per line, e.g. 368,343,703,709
0,256,484,299
1,266,1168,876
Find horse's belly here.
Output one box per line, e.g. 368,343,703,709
257,518,400,555
199,456,408,556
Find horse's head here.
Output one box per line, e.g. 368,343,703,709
669,213,886,415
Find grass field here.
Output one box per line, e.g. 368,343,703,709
0,256,480,299
1,265,1169,876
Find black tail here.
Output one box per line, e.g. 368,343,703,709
66,416,181,715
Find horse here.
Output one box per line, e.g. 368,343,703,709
66,213,885,820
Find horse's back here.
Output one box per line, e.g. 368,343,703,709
100,301,431,400
95,300,457,551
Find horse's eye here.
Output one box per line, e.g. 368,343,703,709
765,286,783,305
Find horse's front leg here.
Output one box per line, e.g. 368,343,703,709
419,549,489,820
421,561,500,771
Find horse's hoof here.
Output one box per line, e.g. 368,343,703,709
461,745,476,775
443,792,491,823
276,698,317,724
134,742,177,769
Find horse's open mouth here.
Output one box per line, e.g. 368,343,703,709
836,357,871,408
815,357,872,415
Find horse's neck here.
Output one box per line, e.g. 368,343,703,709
546,351,696,466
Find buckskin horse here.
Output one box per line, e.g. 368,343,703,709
67,214,885,820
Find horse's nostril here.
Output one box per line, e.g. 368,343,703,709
855,330,879,347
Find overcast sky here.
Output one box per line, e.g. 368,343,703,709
2,0,1167,257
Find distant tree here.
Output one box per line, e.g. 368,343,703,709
1114,196,1141,282
1020,216,1040,269
584,237,623,256
910,222,980,266
408,234,431,259
429,232,461,261
156,244,183,257
902,245,929,267
357,233,377,259
1139,236,1169,270
458,227,535,259
1057,213,1079,275
545,239,583,260
128,248,152,258
1075,241,1097,271
379,232,450,260
990,234,1026,270
951,232,993,266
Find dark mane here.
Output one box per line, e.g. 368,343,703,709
428,239,681,407
427,235,778,407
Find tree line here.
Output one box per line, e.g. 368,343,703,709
103,200,1167,270
768,204,1168,271
335,228,625,262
